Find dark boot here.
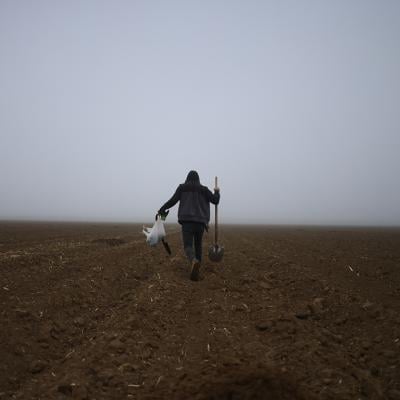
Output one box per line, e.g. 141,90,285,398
190,259,201,281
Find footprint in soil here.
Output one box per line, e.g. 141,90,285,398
180,371,311,400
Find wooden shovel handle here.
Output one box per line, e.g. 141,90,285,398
214,176,218,245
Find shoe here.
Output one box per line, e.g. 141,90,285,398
190,259,201,281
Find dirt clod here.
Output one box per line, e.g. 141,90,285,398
256,322,273,331
57,383,73,396
30,360,47,374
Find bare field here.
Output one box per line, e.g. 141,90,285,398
0,222,399,399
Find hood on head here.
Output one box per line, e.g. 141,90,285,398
185,170,200,184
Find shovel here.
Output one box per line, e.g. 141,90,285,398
208,176,224,262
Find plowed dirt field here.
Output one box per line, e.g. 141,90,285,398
1,222,399,399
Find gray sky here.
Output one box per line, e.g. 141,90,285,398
1,1,399,225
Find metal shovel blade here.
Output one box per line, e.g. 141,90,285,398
208,244,224,262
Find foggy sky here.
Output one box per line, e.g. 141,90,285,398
1,1,400,226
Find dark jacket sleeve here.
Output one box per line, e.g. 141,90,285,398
206,189,220,205
159,185,182,213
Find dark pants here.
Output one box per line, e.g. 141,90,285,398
181,222,205,262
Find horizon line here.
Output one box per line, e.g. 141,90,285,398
0,218,399,229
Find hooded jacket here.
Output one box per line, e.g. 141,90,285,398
159,171,220,225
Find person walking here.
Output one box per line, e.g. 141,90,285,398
158,170,220,281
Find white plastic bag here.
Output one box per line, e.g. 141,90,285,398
143,217,166,247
